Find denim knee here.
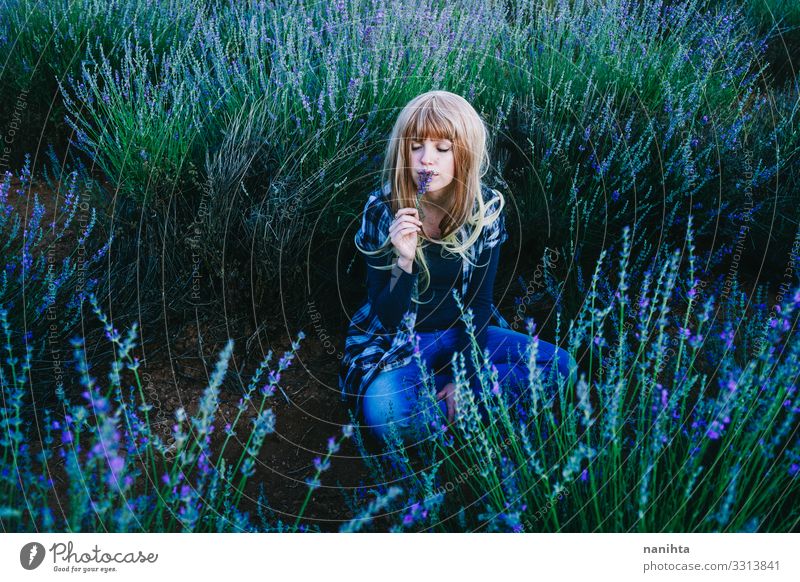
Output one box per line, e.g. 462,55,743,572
363,369,440,443
361,369,448,443
362,376,410,439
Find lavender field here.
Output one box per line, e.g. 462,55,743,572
1,0,799,532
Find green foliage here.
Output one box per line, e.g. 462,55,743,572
354,223,800,532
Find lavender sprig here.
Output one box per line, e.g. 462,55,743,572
292,424,354,531
416,169,434,221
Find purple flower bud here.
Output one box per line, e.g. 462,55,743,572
327,436,339,454
313,456,331,472
109,456,124,476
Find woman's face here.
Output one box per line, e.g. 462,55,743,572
409,137,455,197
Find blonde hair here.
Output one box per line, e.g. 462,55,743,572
357,90,504,300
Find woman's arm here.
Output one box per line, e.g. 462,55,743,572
365,254,418,329
355,191,421,330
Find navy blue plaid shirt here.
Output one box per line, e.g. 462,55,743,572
339,182,510,412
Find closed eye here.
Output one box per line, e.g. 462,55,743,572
411,146,451,152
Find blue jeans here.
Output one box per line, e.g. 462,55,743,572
361,326,577,443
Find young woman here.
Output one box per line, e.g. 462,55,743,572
339,90,577,443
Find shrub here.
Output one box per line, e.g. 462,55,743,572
0,0,205,151
352,223,800,532
0,152,110,379
0,294,353,532
59,0,517,296
496,1,793,286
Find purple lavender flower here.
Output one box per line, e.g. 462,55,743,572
400,501,428,528
706,416,730,440
313,456,331,472
719,328,735,350
416,169,434,220
327,436,340,455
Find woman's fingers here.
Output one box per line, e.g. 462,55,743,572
393,225,420,238
392,209,423,224
389,215,423,234
390,225,421,244
389,220,421,237
388,219,419,237
395,207,420,219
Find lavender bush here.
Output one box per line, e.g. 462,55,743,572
0,152,110,375
0,293,354,532
732,0,800,81
52,0,799,303
2,0,798,533
0,0,205,148
350,222,800,532
498,1,797,306
58,0,512,292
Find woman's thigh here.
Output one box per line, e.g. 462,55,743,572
361,362,449,442
484,326,577,387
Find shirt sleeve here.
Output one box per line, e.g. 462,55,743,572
483,190,508,250
365,253,419,330
456,242,501,383
355,190,419,330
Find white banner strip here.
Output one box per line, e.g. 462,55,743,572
2,533,797,581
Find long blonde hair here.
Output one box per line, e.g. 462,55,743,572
358,90,504,300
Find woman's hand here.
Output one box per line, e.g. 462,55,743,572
436,382,457,423
389,207,422,268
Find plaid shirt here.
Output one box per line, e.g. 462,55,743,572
339,183,510,411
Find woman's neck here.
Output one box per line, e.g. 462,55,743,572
421,189,450,216
423,184,452,205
